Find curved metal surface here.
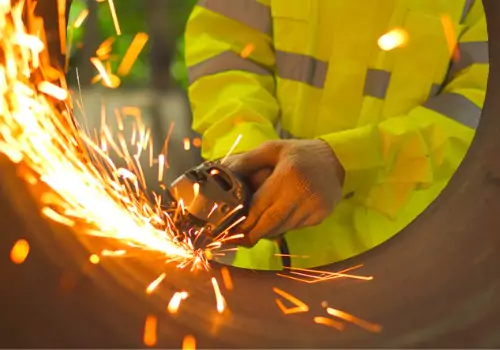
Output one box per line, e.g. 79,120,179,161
1,0,500,348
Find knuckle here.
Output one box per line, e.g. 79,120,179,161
265,208,285,224
259,140,279,151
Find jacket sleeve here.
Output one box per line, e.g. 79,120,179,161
318,2,489,217
185,0,280,161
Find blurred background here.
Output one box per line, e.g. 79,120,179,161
67,0,201,187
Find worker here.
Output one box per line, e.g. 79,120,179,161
184,0,489,270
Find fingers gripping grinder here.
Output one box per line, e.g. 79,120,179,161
166,161,251,249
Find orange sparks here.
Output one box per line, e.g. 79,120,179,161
440,14,460,62
205,249,213,260
182,335,196,350
38,81,68,101
240,43,255,58
42,207,76,227
183,137,191,151
10,239,30,264
209,169,219,175
90,57,112,87
193,183,200,198
117,33,149,76
313,316,345,331
143,315,157,347
273,287,309,315
107,0,121,36
220,267,234,291
211,277,226,314
167,291,189,314
275,254,309,259
158,154,165,182
89,254,100,264
378,28,408,51
73,9,89,28
16,33,44,54
192,137,202,148
96,37,115,59
105,74,121,89
326,307,382,333
101,249,126,256
57,0,66,54
289,266,372,281
146,273,166,294
220,134,242,164
278,264,369,284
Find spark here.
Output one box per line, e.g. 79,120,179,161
220,267,233,291
96,37,115,59
89,254,100,264
217,233,244,244
101,249,126,257
38,81,68,101
240,43,255,58
182,335,196,350
158,154,165,182
204,249,213,260
146,273,166,294
57,0,66,55
192,137,202,148
167,291,189,314
107,0,121,36
277,264,369,284
211,277,226,314
440,14,460,62
207,203,218,218
143,315,157,347
287,266,373,281
273,287,309,314
10,239,30,264
160,122,175,169
193,183,200,198
326,307,382,333
274,254,309,259
73,9,89,28
117,33,149,76
42,207,76,226
313,316,345,331
183,137,191,150
378,28,408,51
90,57,112,87
220,134,242,164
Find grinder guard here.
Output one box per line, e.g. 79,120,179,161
167,162,251,248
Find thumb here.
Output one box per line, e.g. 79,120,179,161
223,141,282,175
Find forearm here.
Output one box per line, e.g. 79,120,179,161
185,1,280,160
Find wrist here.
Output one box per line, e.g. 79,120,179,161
314,139,346,185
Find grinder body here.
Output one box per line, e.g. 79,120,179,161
167,162,251,248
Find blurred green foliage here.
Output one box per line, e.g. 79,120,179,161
68,0,196,88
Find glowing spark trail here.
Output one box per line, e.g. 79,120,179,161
326,307,382,333
10,239,30,264
182,335,196,350
143,315,157,347
146,273,167,294
273,287,309,315
167,291,189,314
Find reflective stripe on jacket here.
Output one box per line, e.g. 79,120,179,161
185,0,489,270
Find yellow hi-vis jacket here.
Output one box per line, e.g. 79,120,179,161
185,0,489,270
